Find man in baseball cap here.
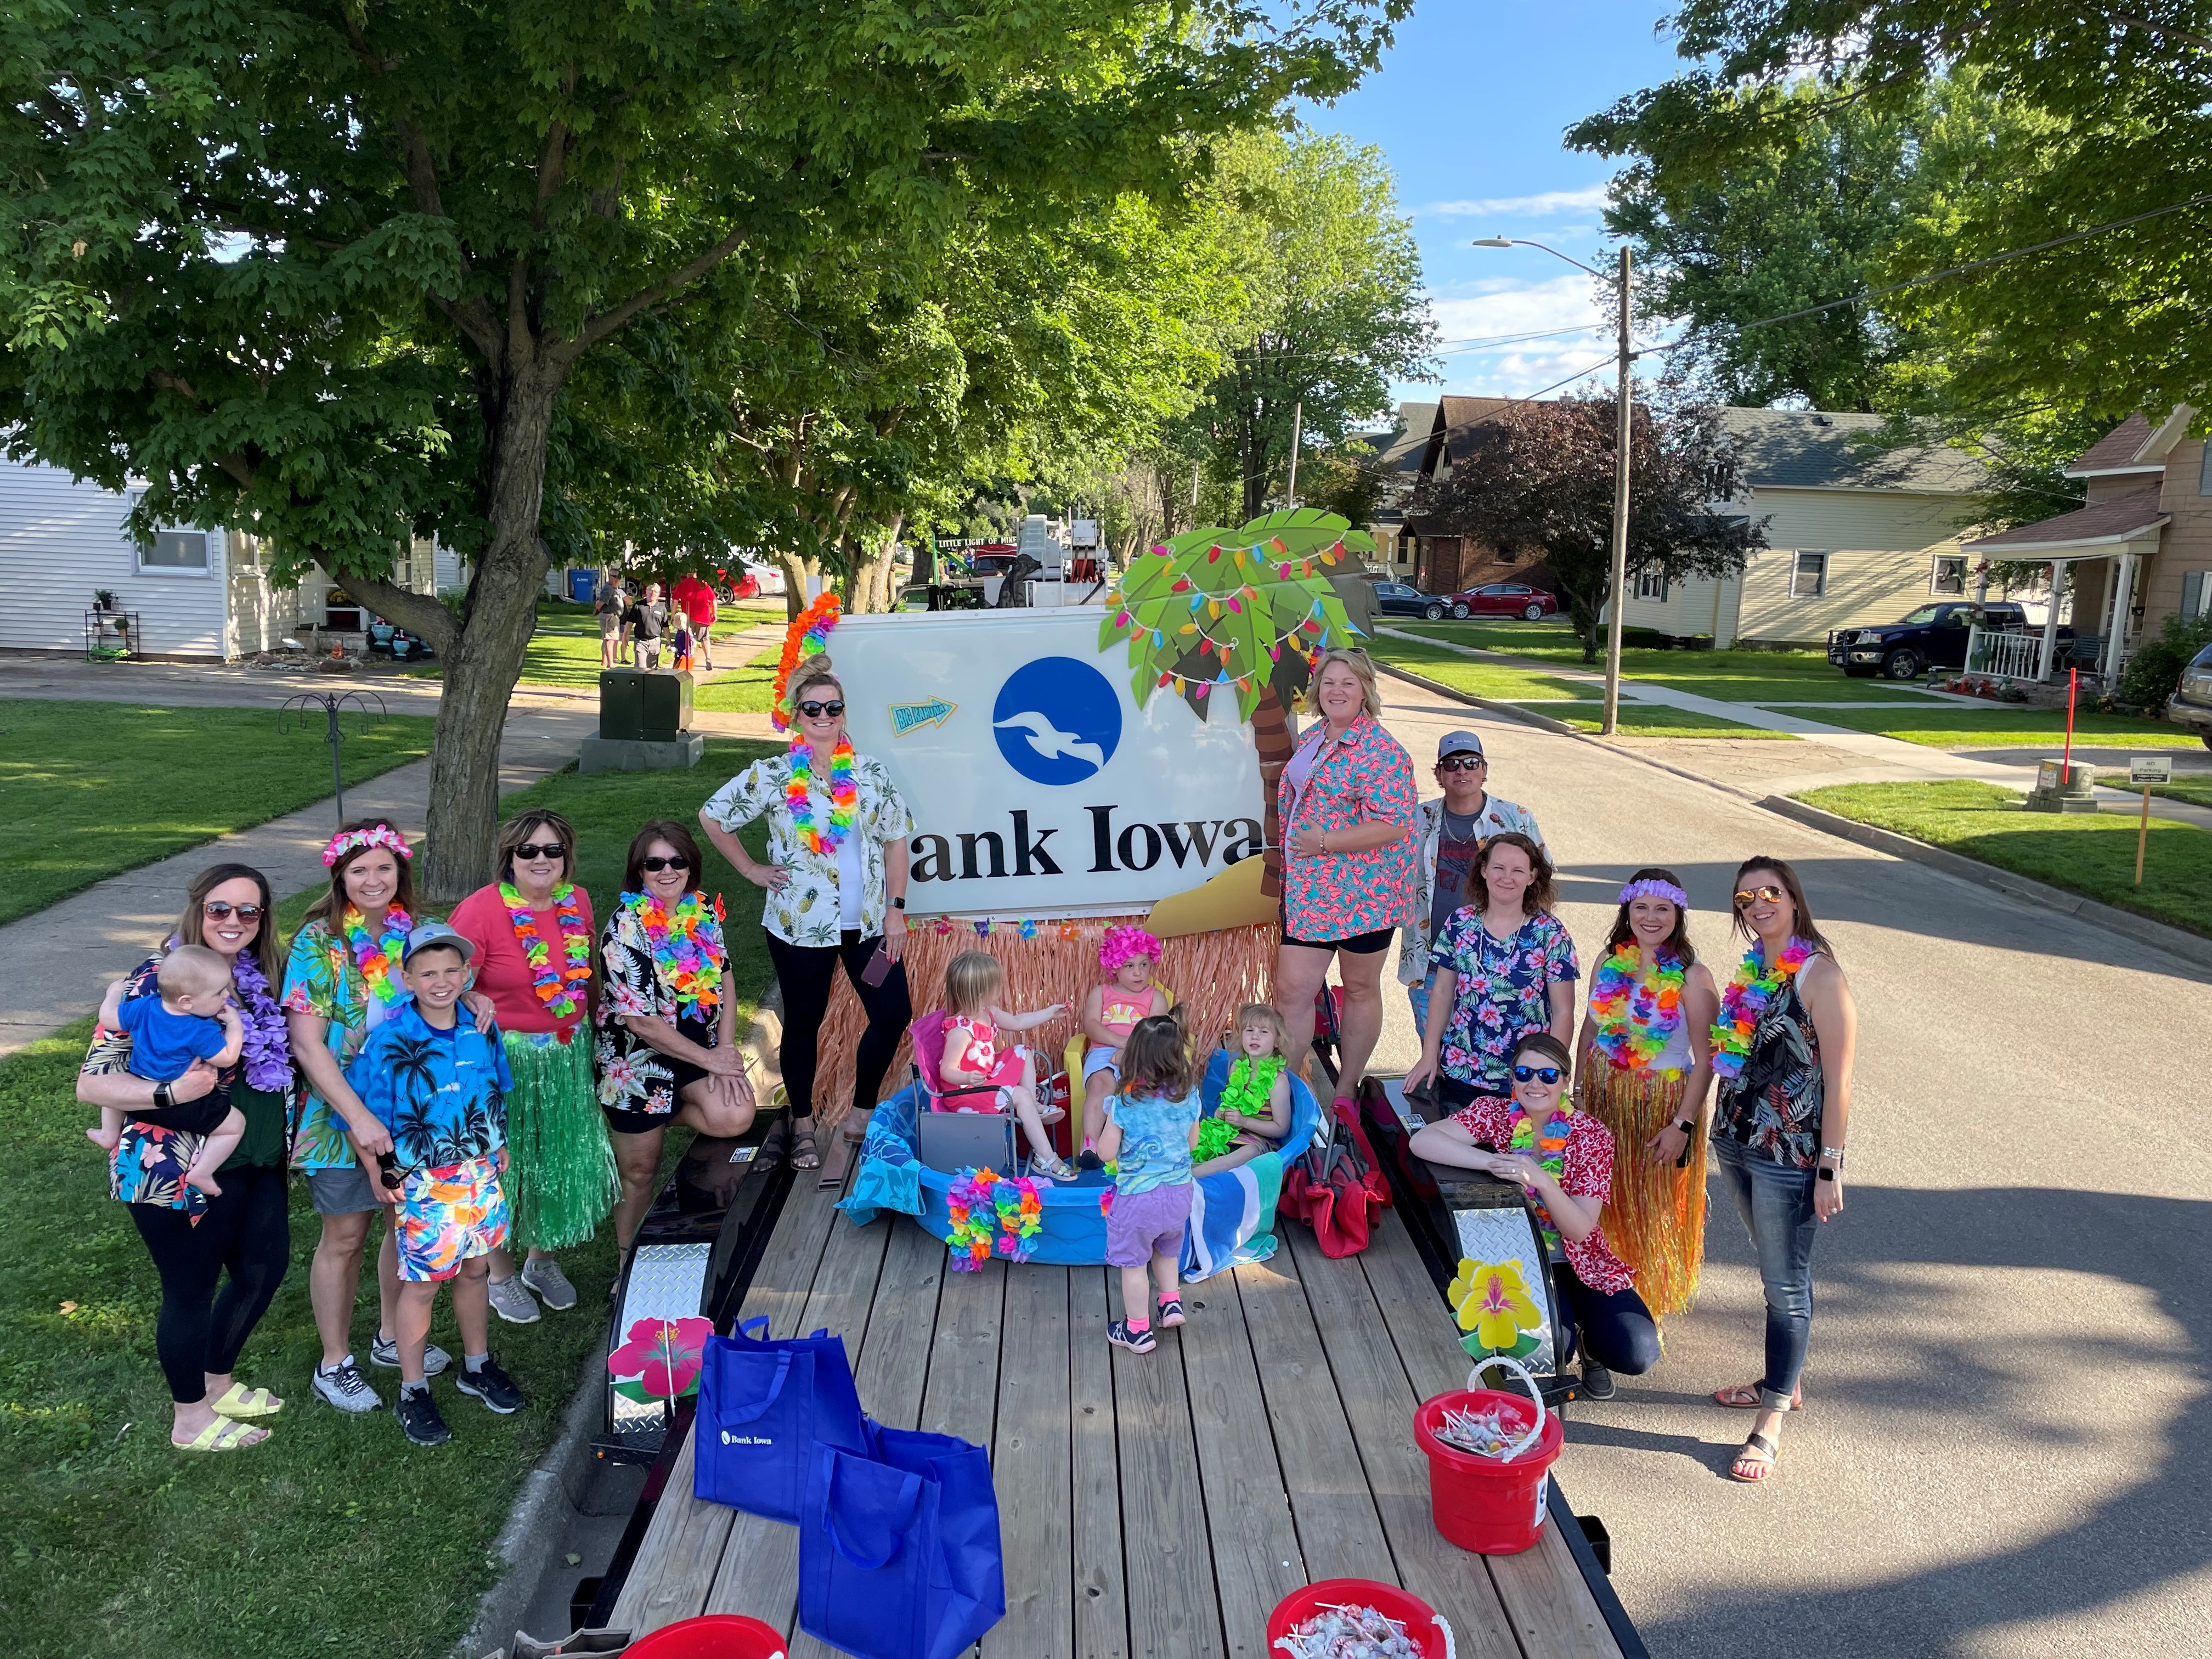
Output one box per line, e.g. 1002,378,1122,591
1396,730,1547,1032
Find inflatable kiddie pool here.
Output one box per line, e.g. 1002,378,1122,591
841,1050,1324,1278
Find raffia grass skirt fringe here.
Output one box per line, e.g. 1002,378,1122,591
503,1029,618,1251
1584,1066,1706,1319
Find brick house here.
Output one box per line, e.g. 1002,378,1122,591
1397,396,1562,597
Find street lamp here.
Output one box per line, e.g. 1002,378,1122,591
1472,236,1634,736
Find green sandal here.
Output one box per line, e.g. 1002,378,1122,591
210,1382,284,1420
176,1417,269,1453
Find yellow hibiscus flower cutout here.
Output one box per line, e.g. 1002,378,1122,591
1449,1259,1542,1352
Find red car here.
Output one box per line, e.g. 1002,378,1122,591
1446,582,1558,621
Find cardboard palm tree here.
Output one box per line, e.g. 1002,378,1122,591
1099,509,1373,899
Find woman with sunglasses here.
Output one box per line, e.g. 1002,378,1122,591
77,864,296,1450
596,820,759,1248
699,655,915,1172
1708,857,1855,1485
1410,1031,1658,1394
448,808,618,1322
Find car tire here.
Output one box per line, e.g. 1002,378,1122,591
1522,602,1543,620
1451,602,1471,619
1424,603,1445,620
1882,647,1923,681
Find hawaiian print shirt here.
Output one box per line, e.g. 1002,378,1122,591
1277,713,1418,941
595,897,725,1118
1396,793,1547,986
281,917,410,1170
347,997,512,1170
702,750,915,946
1451,1094,1634,1295
1433,909,1579,1094
1713,968,1825,1169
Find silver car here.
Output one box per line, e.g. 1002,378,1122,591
2165,640,2212,751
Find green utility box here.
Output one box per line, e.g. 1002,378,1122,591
599,670,693,742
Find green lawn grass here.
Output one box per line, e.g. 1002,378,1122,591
1370,637,1600,703
2096,771,2212,810
1798,780,2212,937
1805,706,2205,749
1381,620,1849,700
0,699,437,928
1553,703,1797,740
3,737,785,1659
692,646,784,714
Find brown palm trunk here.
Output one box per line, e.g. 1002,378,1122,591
1250,683,1296,900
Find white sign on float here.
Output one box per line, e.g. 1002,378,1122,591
832,610,1265,917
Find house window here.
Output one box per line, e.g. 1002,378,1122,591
139,531,209,572
1930,555,1968,596
1634,569,1669,603
1790,551,1828,599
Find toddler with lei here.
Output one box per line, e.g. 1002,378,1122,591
1192,1002,1295,1171
88,943,248,1198
1098,1014,1204,1354
1074,924,1173,1171
935,950,1076,1179
1572,869,1720,1321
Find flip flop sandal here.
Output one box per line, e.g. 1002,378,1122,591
210,1383,284,1420
1730,1431,1778,1483
177,1417,269,1453
789,1125,821,1170
1714,1381,1805,1410
756,1116,790,1172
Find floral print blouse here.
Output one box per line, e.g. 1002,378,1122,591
1713,969,1825,1169
1451,1094,1634,1295
595,897,725,1118
1432,909,1579,1094
702,749,916,946
1277,713,1418,941
281,918,409,1171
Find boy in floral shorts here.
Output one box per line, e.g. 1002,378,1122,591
347,923,527,1446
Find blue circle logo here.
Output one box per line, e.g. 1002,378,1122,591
992,656,1122,785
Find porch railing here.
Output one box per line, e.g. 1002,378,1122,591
1965,624,2047,682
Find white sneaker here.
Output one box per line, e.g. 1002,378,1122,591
369,1333,450,1376
313,1357,381,1413
520,1258,579,1311
488,1274,542,1324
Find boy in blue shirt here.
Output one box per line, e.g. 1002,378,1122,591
347,923,527,1446
89,944,247,1198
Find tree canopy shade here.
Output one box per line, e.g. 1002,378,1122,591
0,0,1407,896
1407,399,1765,661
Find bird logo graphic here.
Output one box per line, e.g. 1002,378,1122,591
991,657,1122,784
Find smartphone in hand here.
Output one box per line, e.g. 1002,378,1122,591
861,945,894,988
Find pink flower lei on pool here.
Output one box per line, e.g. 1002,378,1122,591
1098,924,1161,975
946,1166,1045,1269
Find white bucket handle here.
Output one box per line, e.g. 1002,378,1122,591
1464,1352,1547,1461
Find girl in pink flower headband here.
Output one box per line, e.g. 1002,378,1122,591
1075,926,1172,1170
322,823,415,868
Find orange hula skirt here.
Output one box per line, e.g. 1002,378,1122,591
1583,1064,1706,1319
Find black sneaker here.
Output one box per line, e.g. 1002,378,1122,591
394,1386,452,1446
454,1355,526,1415
1580,1361,1617,1401
1106,1320,1156,1355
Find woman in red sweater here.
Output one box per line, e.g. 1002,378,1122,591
448,809,618,1324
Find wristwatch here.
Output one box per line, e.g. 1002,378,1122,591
1673,1118,1696,1136
153,1080,174,1111
890,896,906,911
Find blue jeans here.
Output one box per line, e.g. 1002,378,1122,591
1711,1136,1819,1412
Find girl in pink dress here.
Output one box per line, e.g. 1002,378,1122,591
1074,924,1172,1171
937,950,1076,1178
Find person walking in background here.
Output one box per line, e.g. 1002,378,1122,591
1397,730,1545,1035
625,581,668,670
700,655,915,1173
1708,856,1857,1485
448,808,617,1325
78,864,297,1451
1574,869,1720,1367
596,575,627,670
1402,830,1577,1108
673,572,718,670
1272,647,1417,1114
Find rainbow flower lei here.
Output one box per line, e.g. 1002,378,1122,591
625,890,725,1013
1709,936,1815,1081
1588,944,1687,1075
769,593,841,732
1508,1108,1572,1246
785,736,860,855
340,905,413,1006
500,882,593,1026
946,1166,1045,1270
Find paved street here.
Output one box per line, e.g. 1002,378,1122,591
1369,681,2212,1658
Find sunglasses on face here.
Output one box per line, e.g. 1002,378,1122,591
640,855,691,873
1733,884,1788,910
1511,1064,1564,1086
1437,755,1486,773
203,901,263,922
798,700,845,719
514,842,567,862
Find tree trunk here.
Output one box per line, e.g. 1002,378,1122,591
1250,683,1296,901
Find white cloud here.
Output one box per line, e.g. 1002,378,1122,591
1412,276,1674,400
1423,185,1611,219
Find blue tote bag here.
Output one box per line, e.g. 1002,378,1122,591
797,1425,1006,1659
693,1317,868,1523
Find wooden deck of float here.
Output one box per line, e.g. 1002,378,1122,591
610,1171,1627,1658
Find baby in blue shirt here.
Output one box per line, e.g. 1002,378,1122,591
89,944,247,1197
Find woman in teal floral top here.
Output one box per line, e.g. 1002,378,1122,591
701,655,915,1172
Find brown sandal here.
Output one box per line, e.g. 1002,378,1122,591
789,1120,820,1170
1714,1381,1803,1410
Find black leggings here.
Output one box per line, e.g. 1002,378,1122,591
126,1163,292,1403
1552,1261,1661,1376
765,929,912,1122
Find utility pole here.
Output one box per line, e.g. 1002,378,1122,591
1602,245,1632,736
1286,400,1303,510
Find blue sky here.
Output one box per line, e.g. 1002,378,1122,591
1301,0,1690,404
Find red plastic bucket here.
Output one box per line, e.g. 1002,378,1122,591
1266,1579,1451,1658
622,1614,788,1659
1412,1361,1564,1556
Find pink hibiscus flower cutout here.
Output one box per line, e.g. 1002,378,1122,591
606,1315,714,1403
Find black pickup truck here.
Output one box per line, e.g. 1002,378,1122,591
1827,600,2067,680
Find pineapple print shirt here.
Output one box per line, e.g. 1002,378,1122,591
701,749,916,946
346,996,513,1171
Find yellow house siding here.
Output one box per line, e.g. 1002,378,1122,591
1733,487,1980,643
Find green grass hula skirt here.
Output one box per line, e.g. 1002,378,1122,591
503,1028,617,1251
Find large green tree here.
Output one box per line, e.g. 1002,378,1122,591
0,0,1401,894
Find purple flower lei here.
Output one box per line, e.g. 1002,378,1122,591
212,940,294,1093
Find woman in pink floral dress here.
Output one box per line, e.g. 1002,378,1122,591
1274,648,1418,1110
